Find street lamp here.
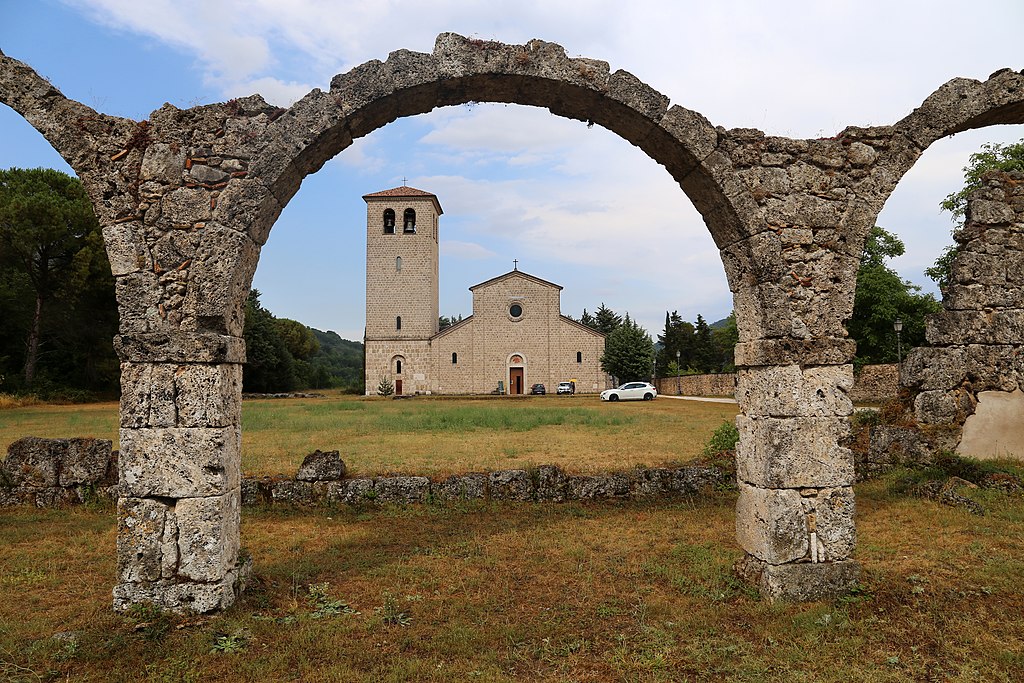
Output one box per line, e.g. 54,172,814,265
894,317,903,366
676,350,681,395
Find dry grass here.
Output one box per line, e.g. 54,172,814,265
1,395,738,477
1,478,1022,681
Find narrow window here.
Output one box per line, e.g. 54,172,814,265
577,351,582,363
396,256,402,272
396,359,402,374
396,316,402,330
452,352,458,364
403,208,416,233
383,209,395,234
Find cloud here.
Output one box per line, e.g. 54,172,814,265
441,240,496,260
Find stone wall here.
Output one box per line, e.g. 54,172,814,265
0,437,117,506
849,364,899,404
655,365,898,403
903,171,1024,460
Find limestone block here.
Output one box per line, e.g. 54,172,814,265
117,497,170,583
119,363,176,428
188,164,228,185
181,223,259,337
102,222,150,276
3,437,62,487
659,105,718,163
740,166,791,196
270,479,314,505
669,466,727,494
735,483,808,564
339,478,376,505
59,438,114,487
566,473,631,500
119,426,240,498
374,476,430,504
900,347,966,391
140,143,186,184
175,363,242,428
296,450,346,481
113,554,250,614
736,365,853,418
114,332,246,364
114,271,162,334
734,338,856,367
534,464,568,502
813,487,856,561
630,467,671,499
846,142,877,166
926,310,1024,345
151,229,201,273
736,415,853,488
914,389,973,425
431,473,488,501
210,178,283,247
735,554,860,602
176,490,240,582
161,187,212,227
952,251,1008,287
764,193,843,229
968,199,1014,225
488,470,533,501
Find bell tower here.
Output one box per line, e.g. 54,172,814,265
363,185,443,394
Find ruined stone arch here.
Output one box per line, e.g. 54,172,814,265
2,36,1023,612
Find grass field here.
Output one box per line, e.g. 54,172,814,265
0,476,1022,681
0,394,739,477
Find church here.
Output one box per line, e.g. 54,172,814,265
363,186,608,396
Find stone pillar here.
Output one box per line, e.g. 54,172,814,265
731,343,861,599
113,337,249,613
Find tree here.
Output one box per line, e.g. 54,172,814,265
579,308,596,330
928,138,1024,292
377,375,394,397
593,303,622,336
692,314,716,373
0,168,105,385
600,315,654,383
655,310,694,377
711,313,739,373
242,289,296,392
0,167,116,391
275,318,320,361
849,226,941,365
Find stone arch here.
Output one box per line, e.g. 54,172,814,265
2,37,1023,611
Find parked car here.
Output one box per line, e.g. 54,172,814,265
556,382,574,394
600,382,657,402
529,383,546,395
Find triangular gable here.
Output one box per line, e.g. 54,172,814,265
469,269,563,292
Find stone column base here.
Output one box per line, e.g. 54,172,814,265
113,552,252,614
735,554,860,602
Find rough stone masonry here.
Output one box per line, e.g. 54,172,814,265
1,34,1022,611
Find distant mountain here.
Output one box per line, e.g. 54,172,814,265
308,328,364,392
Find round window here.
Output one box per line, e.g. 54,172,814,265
509,303,523,318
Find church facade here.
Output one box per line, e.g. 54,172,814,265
363,186,607,396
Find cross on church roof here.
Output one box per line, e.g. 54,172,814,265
513,259,518,270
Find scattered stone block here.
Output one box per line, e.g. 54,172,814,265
296,450,346,481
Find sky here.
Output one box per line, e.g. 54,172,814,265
1,0,1022,341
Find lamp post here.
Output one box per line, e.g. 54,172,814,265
894,317,903,366
676,350,681,395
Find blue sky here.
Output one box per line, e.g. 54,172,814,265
2,0,1022,341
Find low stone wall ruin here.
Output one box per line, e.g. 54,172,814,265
1,439,730,510
655,373,736,397
655,364,899,403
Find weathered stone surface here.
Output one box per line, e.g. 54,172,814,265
3,437,63,487
59,438,114,486
140,143,185,184
566,473,631,500
113,554,251,614
374,476,430,504
120,362,241,428
269,479,314,505
431,473,488,501
735,483,808,564
736,365,854,418
534,464,568,502
295,450,346,481
119,426,240,498
337,477,376,505
117,497,170,583
630,467,671,499
736,555,861,602
669,466,728,494
736,415,854,488
813,487,856,561
102,222,150,276
176,490,240,582
488,469,533,501
114,332,246,364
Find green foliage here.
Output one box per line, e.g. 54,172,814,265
377,375,395,397
0,167,118,393
306,582,360,618
275,317,319,360
592,303,622,336
243,289,297,393
940,138,1024,222
849,227,941,365
656,310,736,376
702,420,739,458
308,328,364,392
377,591,412,626
600,315,654,382
211,630,249,654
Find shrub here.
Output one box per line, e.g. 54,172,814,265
702,420,739,458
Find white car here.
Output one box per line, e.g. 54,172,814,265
601,382,657,402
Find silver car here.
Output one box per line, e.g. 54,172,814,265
600,382,657,402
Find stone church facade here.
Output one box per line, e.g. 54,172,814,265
364,186,607,395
